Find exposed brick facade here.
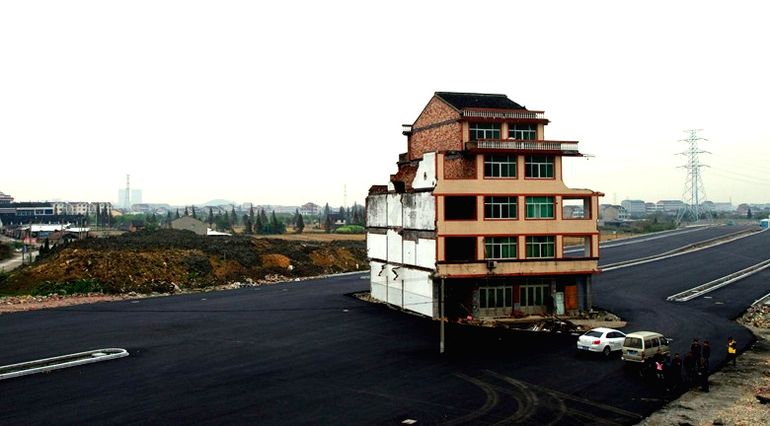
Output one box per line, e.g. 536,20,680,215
408,97,462,160
443,155,476,179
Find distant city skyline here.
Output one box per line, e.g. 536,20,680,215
2,2,769,206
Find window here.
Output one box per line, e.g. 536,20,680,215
444,196,477,220
480,286,513,309
519,284,549,307
526,236,555,258
470,123,500,141
525,155,554,178
484,237,517,259
484,196,517,219
508,123,537,140
444,237,476,261
525,196,554,219
483,155,516,178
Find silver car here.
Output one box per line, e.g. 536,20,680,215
576,327,626,356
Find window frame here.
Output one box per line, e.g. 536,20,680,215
470,123,501,141
483,154,517,178
484,236,518,259
484,196,518,219
525,196,555,219
508,123,537,140
524,155,555,179
525,235,555,259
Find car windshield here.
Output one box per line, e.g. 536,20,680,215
584,331,603,338
624,337,642,349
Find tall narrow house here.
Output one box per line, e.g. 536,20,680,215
366,92,602,320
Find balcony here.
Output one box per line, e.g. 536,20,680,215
466,139,581,156
462,109,546,120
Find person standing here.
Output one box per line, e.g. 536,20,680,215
702,340,711,368
671,353,683,391
727,336,737,366
697,357,709,392
683,351,695,387
691,338,702,362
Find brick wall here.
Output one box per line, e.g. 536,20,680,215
443,155,476,179
408,97,462,160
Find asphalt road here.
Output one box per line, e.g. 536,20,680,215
596,224,756,266
1,228,769,425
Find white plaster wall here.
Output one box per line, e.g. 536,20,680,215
386,229,402,263
412,152,437,190
401,267,434,317
366,194,387,228
402,192,435,230
367,233,387,260
416,238,437,270
369,260,387,302
403,239,416,267
386,193,403,228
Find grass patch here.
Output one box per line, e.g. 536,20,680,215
31,279,106,296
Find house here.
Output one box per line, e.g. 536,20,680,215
366,92,602,320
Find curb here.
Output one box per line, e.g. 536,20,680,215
667,258,770,302
0,348,129,381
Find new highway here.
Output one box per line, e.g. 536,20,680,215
1,226,768,425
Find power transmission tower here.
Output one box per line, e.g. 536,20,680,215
676,130,711,223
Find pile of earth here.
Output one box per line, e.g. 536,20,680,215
0,229,367,295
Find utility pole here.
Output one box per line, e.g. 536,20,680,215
676,130,711,224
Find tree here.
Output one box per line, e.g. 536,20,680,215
242,214,251,234
191,206,197,219
166,211,172,228
184,206,189,216
231,206,238,227
95,204,101,228
270,211,285,234
295,211,305,233
146,212,159,231
176,209,181,219
208,208,214,227
323,203,331,222
259,209,269,234
224,210,230,229
255,212,263,234
324,215,333,233
747,208,753,219
249,206,255,227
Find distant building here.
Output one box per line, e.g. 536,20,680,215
0,191,13,205
621,199,646,218
300,202,320,216
600,205,629,222
117,189,143,209
656,200,685,215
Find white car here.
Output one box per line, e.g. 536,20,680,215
576,327,626,356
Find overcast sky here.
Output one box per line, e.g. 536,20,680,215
2,1,769,207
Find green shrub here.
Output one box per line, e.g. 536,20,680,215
334,225,365,234
31,279,105,296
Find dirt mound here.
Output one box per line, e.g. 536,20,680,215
0,229,367,295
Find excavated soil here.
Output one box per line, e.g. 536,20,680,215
0,229,367,296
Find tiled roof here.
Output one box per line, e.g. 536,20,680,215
435,92,524,110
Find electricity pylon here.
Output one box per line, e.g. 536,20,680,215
676,130,711,223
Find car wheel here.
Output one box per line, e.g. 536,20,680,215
602,346,611,357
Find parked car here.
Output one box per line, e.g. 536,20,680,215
576,327,626,356
621,331,671,364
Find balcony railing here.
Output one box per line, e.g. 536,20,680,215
462,110,546,120
467,139,580,154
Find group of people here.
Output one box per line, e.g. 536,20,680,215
649,336,737,393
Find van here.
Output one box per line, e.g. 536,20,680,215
621,331,671,364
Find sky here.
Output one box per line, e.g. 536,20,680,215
2,1,769,208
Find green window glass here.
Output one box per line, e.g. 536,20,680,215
525,236,555,258
525,196,554,218
485,237,517,259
